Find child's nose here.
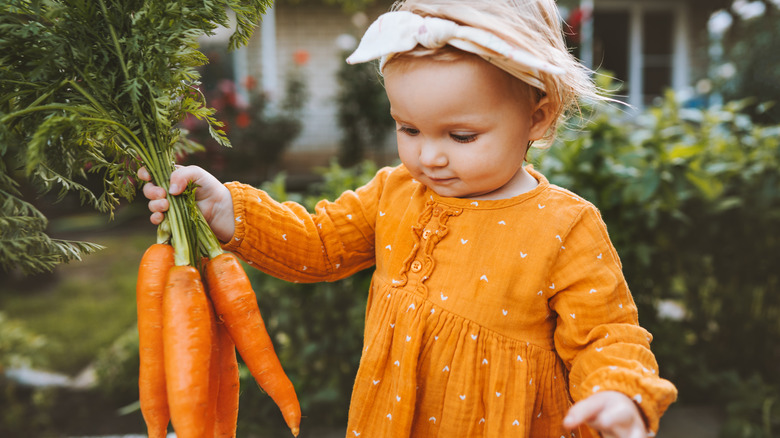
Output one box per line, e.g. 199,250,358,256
419,141,448,168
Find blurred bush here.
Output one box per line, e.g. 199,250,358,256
532,90,780,436
0,312,47,371
237,160,378,435
335,49,394,167
719,1,780,125
0,312,52,436
94,327,140,405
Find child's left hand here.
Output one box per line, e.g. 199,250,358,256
563,391,647,438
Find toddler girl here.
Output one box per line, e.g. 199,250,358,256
141,0,677,436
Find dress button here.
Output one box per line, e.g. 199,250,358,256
433,207,443,215
422,229,432,239
411,260,423,272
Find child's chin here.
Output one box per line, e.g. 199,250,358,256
429,187,469,199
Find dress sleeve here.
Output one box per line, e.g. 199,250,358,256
548,205,677,433
219,167,395,283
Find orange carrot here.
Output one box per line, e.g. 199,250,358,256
214,318,240,438
162,265,217,438
205,253,301,436
136,243,175,438
207,294,221,435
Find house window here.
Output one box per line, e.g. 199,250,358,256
642,10,674,102
592,10,630,87
588,1,689,109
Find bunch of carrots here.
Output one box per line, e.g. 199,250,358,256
0,0,300,435
136,236,301,438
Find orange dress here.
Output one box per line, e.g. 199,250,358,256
222,165,677,437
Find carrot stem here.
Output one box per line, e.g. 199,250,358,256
157,218,172,245
197,214,223,260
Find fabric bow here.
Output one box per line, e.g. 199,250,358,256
346,11,564,91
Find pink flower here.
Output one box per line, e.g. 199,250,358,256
218,79,235,95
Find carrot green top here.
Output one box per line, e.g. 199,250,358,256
221,165,677,438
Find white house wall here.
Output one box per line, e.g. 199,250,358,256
243,4,391,156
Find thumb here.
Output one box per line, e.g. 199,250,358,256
167,165,205,196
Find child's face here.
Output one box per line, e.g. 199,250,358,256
385,56,548,200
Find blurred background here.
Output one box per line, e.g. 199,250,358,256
1,0,779,436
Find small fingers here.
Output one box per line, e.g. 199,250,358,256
138,165,191,195
595,400,639,426
564,397,604,430
137,166,151,182
566,392,646,438
150,211,165,226
598,401,646,438
142,180,167,201
148,198,169,214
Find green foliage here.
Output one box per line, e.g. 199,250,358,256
0,0,271,272
0,228,149,436
532,89,780,437
0,226,163,436
0,231,148,375
0,312,47,370
335,50,393,166
0,185,104,275
719,2,780,124
94,327,140,404
0,0,231,210
719,373,779,438
299,160,379,206
0,381,57,437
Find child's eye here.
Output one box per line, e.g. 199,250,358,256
451,133,477,143
397,126,420,136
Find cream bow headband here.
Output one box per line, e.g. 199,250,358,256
346,11,564,92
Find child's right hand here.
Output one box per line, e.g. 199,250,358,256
563,391,647,438
138,165,236,243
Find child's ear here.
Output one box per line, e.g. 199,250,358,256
528,96,556,141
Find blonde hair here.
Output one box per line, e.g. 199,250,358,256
386,0,602,147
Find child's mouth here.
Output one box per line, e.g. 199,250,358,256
427,176,456,184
